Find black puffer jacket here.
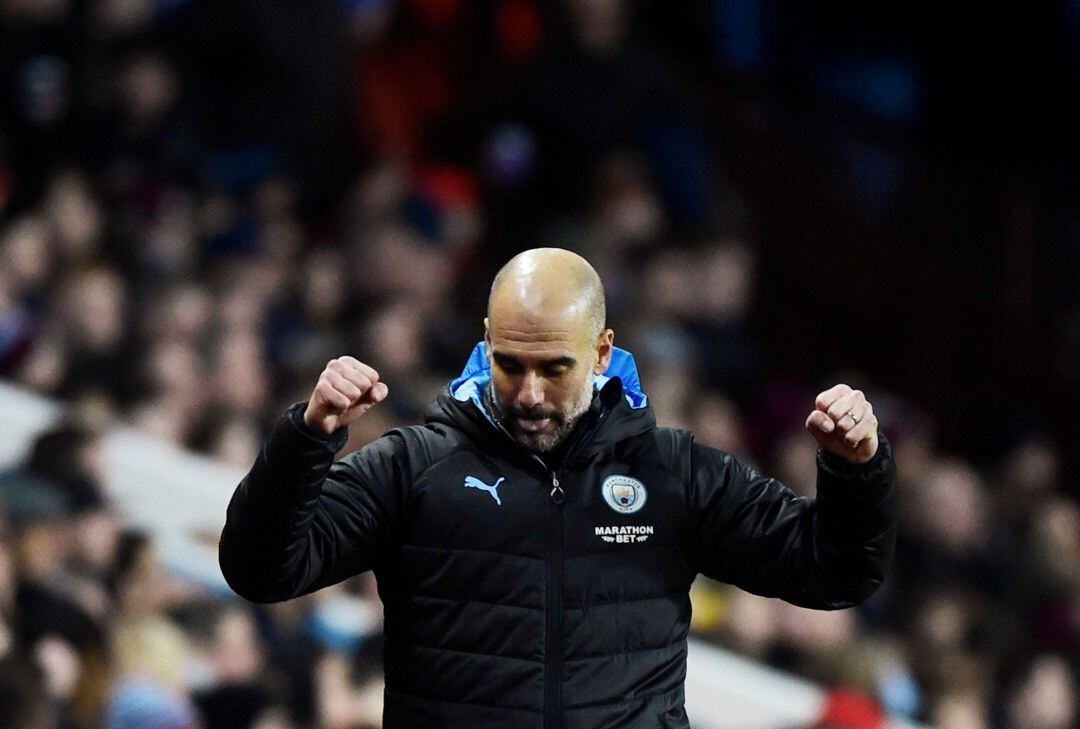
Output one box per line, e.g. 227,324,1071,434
219,351,897,729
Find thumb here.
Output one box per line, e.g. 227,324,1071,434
805,410,836,444
362,381,389,405
336,382,390,428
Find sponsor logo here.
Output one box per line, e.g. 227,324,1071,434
601,475,647,514
595,525,654,544
464,476,505,506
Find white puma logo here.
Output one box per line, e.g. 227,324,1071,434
464,476,505,506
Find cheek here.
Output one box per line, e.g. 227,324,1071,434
552,375,588,408
490,373,519,404
489,374,508,396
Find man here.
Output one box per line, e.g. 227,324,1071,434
220,248,897,729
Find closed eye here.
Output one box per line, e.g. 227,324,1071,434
492,352,577,377
541,357,576,377
493,354,524,374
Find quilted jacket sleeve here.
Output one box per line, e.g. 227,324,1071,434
219,403,411,603
688,433,897,609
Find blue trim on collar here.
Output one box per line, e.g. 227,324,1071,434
450,342,647,411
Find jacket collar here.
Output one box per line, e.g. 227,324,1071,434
449,341,648,414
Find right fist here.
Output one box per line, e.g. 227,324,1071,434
304,357,389,435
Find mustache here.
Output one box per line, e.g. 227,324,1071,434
510,407,560,421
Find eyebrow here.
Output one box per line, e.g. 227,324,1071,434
493,352,577,370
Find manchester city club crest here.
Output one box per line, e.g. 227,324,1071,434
601,475,647,515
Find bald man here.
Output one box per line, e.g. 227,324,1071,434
220,249,897,729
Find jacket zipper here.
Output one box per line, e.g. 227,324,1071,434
544,467,564,729
537,407,607,729
482,389,611,729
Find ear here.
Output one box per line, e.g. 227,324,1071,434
594,329,614,375
483,318,492,356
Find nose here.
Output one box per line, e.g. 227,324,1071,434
517,372,544,410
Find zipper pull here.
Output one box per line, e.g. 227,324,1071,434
549,474,564,504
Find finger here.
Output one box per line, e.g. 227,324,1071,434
316,382,352,411
338,357,380,384
856,429,880,460
815,383,853,413
327,358,365,382
843,399,871,435
324,369,365,402
364,381,389,404
846,398,868,423
842,404,877,448
327,360,374,392
826,389,865,427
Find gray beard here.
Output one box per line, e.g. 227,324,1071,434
487,375,595,453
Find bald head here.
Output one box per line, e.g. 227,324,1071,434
484,249,612,452
488,248,606,341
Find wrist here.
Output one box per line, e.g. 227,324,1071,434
289,403,346,445
817,432,890,477
301,403,325,433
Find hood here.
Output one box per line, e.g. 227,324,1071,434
448,341,647,415
427,341,654,462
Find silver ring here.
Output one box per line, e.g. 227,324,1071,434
846,411,860,425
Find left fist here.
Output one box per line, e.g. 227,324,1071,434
805,384,879,464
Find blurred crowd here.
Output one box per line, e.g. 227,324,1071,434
1,1,1078,728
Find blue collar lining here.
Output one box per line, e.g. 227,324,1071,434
450,341,648,417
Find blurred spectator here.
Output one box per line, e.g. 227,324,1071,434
813,688,886,729
1002,653,1077,729
0,656,55,729
104,679,199,729
192,607,271,729
934,690,989,729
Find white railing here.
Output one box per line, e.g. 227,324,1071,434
0,379,235,591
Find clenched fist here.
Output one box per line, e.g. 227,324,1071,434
805,384,879,464
304,357,389,435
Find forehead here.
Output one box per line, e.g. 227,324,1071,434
488,299,592,358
